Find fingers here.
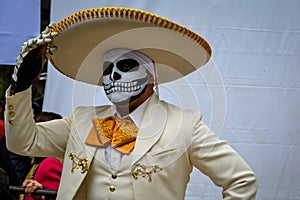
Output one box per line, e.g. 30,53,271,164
18,31,58,60
26,39,38,48
46,46,58,57
41,22,56,34
33,195,46,200
36,37,52,46
34,31,58,52
12,66,18,82
22,179,31,187
40,22,58,41
23,22,58,52
42,31,59,39
14,22,58,79
22,180,43,195
37,32,58,44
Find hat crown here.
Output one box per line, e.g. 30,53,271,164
48,7,211,86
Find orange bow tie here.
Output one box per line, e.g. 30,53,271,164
85,116,138,154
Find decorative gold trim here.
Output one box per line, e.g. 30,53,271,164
48,7,212,84
50,7,211,55
69,152,88,174
131,163,163,182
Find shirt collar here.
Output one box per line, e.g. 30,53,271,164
113,97,151,127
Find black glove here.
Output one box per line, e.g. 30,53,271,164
11,23,58,94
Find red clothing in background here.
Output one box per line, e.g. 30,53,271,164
34,157,62,190
0,119,4,140
25,158,62,200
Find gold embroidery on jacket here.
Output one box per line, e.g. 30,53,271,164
69,152,88,174
131,163,163,182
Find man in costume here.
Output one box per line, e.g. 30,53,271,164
5,7,258,199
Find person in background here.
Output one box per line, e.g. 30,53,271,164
0,167,13,200
22,157,63,200
0,100,4,139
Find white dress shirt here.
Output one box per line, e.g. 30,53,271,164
104,98,150,170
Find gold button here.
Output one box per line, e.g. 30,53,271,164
9,120,15,125
8,105,14,110
9,111,15,117
111,173,117,179
109,185,115,192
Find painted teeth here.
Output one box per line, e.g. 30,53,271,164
105,81,138,88
103,80,145,95
105,85,141,94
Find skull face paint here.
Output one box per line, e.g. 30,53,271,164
102,49,153,105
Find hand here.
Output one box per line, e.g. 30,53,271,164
22,179,45,200
11,23,58,94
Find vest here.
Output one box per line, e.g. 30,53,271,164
86,148,134,199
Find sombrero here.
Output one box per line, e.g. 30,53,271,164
48,7,211,86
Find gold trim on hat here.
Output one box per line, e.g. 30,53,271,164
48,7,212,85
49,7,211,55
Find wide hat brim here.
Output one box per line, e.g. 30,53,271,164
48,7,212,86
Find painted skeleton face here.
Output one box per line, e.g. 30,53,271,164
102,49,151,105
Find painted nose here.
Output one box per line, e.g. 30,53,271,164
110,71,121,81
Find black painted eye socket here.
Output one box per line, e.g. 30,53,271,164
116,59,139,72
103,61,114,75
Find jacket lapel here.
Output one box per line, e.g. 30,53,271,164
83,98,167,168
132,94,167,165
84,106,114,166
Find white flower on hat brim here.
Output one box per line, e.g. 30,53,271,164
48,7,212,86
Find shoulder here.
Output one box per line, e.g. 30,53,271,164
40,157,62,165
69,105,112,120
158,99,203,136
34,158,62,190
73,105,112,113
37,158,63,172
161,99,202,121
34,158,62,180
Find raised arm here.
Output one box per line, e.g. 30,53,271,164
5,24,70,158
10,23,57,95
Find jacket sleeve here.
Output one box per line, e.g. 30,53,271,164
189,111,258,199
5,86,71,158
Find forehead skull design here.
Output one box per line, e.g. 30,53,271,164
102,49,153,105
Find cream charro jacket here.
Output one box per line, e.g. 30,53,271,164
5,87,258,199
